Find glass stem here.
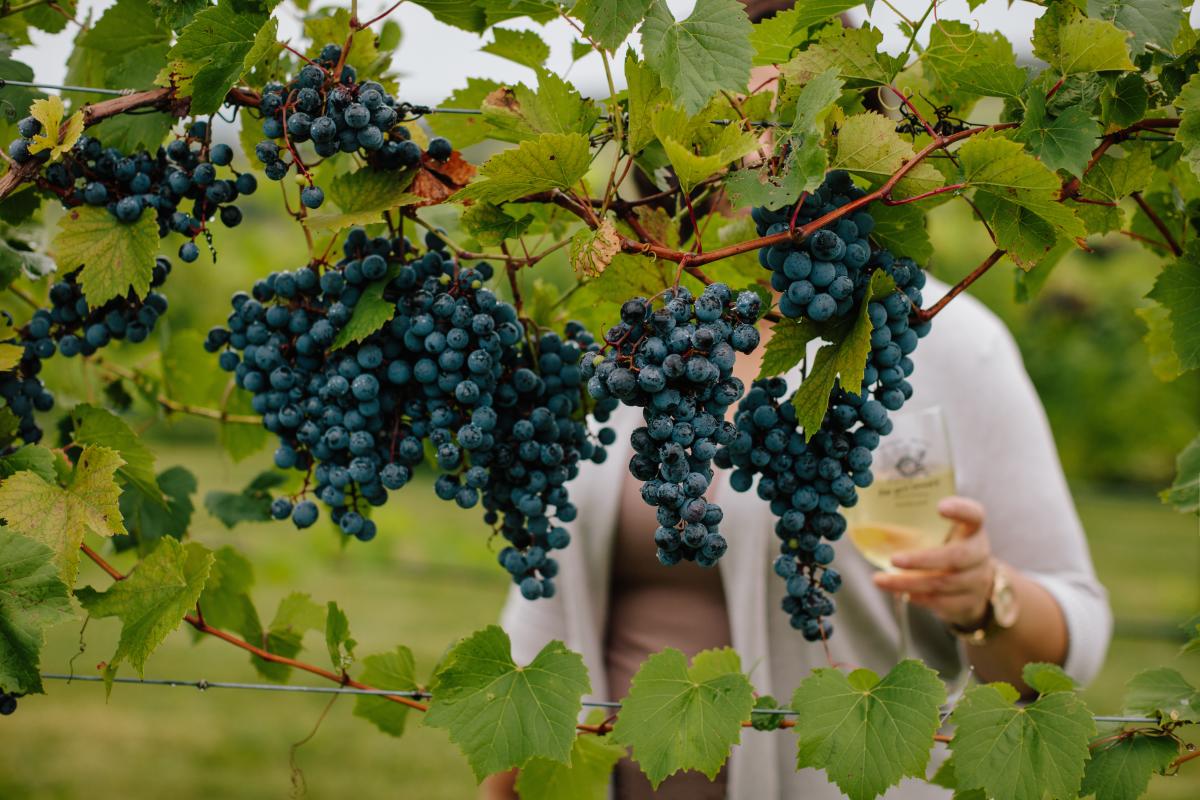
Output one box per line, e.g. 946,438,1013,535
895,592,912,660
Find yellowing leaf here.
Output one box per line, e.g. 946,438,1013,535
52,206,160,307
570,218,621,277
76,538,214,681
831,112,944,198
0,445,126,584
26,95,84,161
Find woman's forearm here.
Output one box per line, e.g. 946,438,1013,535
964,565,1069,693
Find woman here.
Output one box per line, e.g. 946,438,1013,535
481,275,1111,799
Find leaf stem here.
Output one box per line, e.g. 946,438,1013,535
1131,191,1183,256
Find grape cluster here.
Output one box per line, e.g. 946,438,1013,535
718,180,932,640
22,259,171,359
254,44,454,209
34,121,255,263
751,170,876,322
0,691,17,716
584,284,762,567
211,227,611,597
0,312,52,445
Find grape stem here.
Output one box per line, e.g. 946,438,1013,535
89,356,262,425
1130,191,1183,257
911,248,1005,323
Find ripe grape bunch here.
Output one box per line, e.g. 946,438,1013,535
211,227,613,598
0,690,18,717
254,43,455,210
584,284,761,567
23,258,172,359
0,312,53,445
28,121,255,263
716,172,932,642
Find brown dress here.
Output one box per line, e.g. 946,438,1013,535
605,469,733,798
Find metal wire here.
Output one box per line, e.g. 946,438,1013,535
37,674,1162,723
0,79,136,97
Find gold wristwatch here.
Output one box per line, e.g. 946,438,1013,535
952,561,1019,646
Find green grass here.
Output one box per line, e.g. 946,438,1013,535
2,444,1197,799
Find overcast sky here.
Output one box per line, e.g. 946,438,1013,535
14,0,1198,104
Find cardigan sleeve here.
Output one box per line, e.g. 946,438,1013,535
946,315,1111,685
499,581,571,665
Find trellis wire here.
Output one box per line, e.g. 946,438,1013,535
38,674,1160,724
0,79,136,97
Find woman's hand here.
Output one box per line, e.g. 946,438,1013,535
871,496,995,629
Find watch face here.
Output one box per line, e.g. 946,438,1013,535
993,583,1019,628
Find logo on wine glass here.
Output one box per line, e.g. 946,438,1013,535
879,438,928,478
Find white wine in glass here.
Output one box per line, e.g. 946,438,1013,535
846,405,956,656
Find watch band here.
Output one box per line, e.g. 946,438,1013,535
951,561,1017,646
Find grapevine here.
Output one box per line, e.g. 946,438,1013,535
0,1,1195,798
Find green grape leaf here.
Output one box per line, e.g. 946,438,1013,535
76,538,214,682
1100,73,1149,129
0,446,58,484
786,67,844,139
639,0,753,115
1123,667,1200,722
949,682,1096,800
780,24,903,89
307,168,420,234
52,206,160,307
1181,611,1200,655
1014,92,1102,177
958,132,1086,259
353,646,418,737
324,600,355,671
1136,304,1183,381
570,218,622,277
922,21,1026,103
481,70,601,144
406,0,487,32
453,133,592,204
0,445,126,585
1075,146,1153,233
792,660,946,800
71,404,163,508
330,268,400,351
481,28,548,69
724,157,812,212
515,716,626,800
0,530,74,695
654,107,760,192
1160,435,1199,514
166,0,273,116
1176,72,1200,177
461,202,534,246
196,545,255,637
148,0,209,30
425,625,590,780
26,95,84,161
253,592,326,682
203,470,286,529
1034,12,1135,75
575,0,653,51
1022,662,1079,695
219,390,269,462
1081,732,1179,800
972,194,1058,270
611,647,754,787
749,5,804,66
1146,243,1200,372
116,466,196,553
831,112,944,197
791,271,897,436
624,51,671,153
757,317,821,379
1087,0,1183,55
428,78,502,149
870,202,933,264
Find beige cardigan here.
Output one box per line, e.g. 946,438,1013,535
499,280,1111,798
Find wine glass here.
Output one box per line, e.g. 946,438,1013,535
845,405,956,658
